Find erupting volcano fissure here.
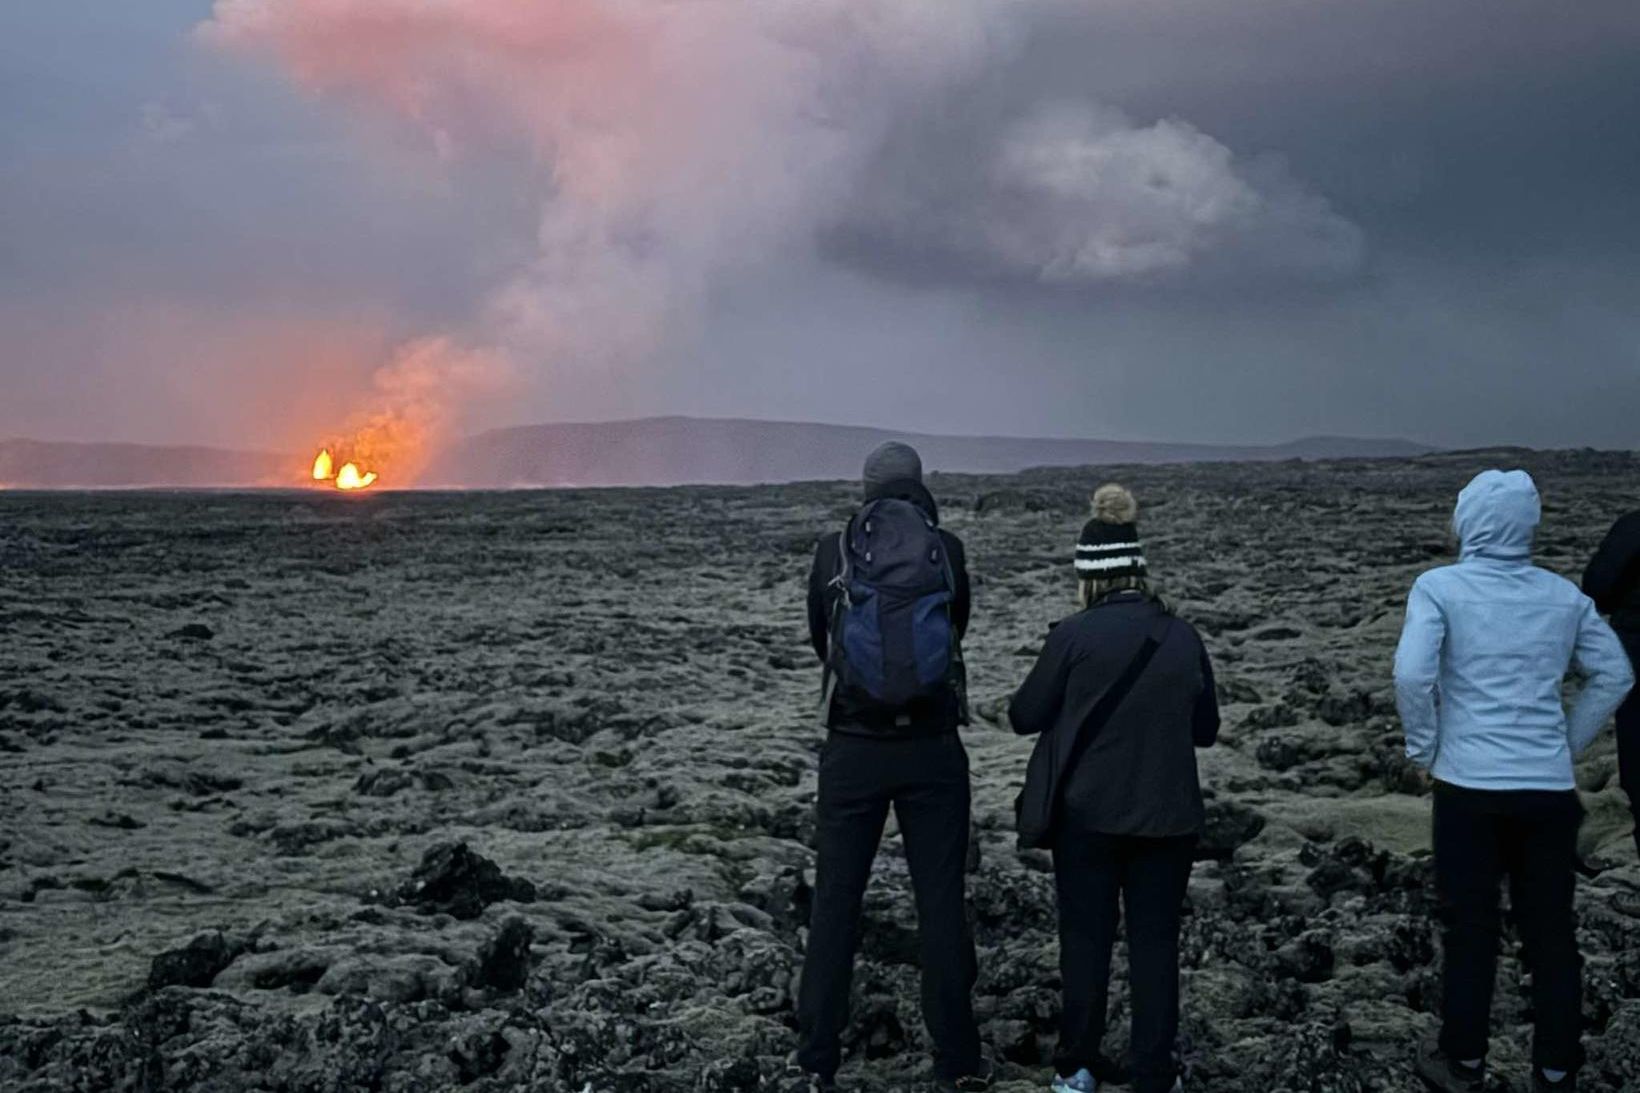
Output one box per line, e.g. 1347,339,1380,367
295,338,509,493
310,447,379,491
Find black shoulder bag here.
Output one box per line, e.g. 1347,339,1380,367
1014,609,1173,850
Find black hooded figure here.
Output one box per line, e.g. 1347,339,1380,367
792,441,987,1092
1583,510,1640,859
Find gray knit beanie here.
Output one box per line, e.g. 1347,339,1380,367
862,441,923,496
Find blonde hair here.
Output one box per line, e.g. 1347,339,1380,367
1077,574,1151,609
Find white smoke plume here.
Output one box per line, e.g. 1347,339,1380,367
203,2,1013,372
201,0,1362,470
321,337,511,484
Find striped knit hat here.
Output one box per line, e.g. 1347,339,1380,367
1075,484,1147,580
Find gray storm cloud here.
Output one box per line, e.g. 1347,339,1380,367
845,102,1364,285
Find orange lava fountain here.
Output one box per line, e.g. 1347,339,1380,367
310,448,379,491
334,462,378,490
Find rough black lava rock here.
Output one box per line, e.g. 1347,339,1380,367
384,841,536,920
1197,800,1266,861
146,929,241,991
474,916,534,993
167,623,215,641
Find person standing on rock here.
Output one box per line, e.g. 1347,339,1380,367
792,440,988,1093
1394,469,1634,1093
1582,508,1640,862
1009,484,1219,1093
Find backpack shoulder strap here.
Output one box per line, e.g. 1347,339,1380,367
832,528,850,589
1053,608,1173,789
817,527,851,723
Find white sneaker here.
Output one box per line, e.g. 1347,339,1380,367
1049,1069,1097,1093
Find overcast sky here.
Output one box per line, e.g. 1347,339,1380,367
2,1,1637,452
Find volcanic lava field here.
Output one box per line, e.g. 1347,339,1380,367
3,449,1640,1092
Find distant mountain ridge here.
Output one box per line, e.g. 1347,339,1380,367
0,439,290,489
0,417,1433,489
428,417,1433,487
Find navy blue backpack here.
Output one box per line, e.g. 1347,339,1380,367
820,498,965,722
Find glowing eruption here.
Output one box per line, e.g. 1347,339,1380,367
297,339,507,492
310,446,379,491
334,462,378,490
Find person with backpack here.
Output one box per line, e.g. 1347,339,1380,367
792,441,988,1093
1394,470,1633,1093
1582,509,1640,862
1009,484,1219,1093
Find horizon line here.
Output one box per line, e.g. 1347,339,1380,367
0,412,1433,457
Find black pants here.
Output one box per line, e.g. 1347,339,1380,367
1618,633,1640,858
796,731,981,1081
1051,832,1195,1093
1432,781,1584,1073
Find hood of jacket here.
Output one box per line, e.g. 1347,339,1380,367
864,476,940,525
1454,469,1539,562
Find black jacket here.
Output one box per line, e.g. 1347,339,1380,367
1584,512,1640,636
807,479,970,736
1010,592,1219,838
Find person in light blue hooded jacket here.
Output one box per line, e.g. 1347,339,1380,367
1394,469,1633,1093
